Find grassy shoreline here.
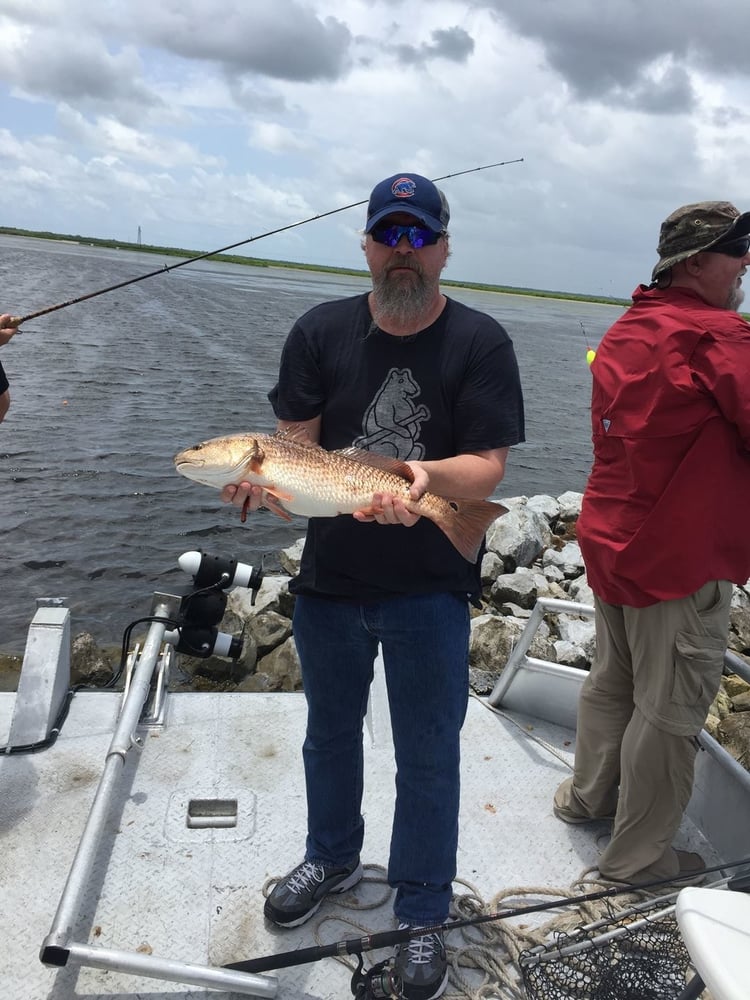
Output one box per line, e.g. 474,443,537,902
0,225,630,308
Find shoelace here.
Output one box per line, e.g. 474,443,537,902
398,925,443,965
287,861,327,894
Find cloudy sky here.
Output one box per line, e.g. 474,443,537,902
1,0,750,299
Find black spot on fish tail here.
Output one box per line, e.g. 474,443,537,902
437,498,507,562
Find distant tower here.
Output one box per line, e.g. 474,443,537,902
137,225,142,246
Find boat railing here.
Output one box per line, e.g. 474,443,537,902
37,590,277,998
488,596,750,868
489,597,750,728
487,597,594,729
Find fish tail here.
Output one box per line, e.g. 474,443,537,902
434,498,507,562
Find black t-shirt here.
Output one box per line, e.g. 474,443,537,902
268,293,525,600
0,360,8,395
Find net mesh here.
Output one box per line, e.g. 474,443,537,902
520,905,692,1000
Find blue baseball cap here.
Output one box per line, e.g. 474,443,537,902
364,173,450,234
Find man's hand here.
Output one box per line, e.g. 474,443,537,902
220,482,268,514
0,314,20,347
352,462,429,527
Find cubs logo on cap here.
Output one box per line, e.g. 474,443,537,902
391,177,418,199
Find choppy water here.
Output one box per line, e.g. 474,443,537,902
0,235,625,654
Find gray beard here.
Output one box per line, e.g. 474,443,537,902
371,267,436,328
727,285,745,311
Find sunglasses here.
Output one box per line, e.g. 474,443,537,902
369,224,443,249
705,236,750,258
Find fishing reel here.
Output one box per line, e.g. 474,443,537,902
351,956,403,1000
163,550,263,659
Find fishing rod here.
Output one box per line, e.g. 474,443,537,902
580,320,597,365
223,856,750,979
8,158,524,328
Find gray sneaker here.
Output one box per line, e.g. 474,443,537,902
263,858,363,927
394,924,448,1000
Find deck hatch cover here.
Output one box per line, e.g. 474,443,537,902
186,797,238,829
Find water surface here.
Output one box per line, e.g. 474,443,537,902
0,236,624,653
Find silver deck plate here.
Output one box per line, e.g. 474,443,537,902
0,663,722,1000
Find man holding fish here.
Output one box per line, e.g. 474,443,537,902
187,172,525,999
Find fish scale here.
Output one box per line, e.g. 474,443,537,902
174,430,507,562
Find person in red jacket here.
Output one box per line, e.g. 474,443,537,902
554,201,750,882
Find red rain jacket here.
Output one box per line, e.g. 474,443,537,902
578,284,750,607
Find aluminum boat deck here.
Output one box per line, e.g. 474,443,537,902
2,593,748,1000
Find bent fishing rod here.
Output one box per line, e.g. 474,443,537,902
223,856,750,977
9,158,524,328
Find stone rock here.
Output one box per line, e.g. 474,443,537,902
252,636,302,692
248,610,293,658
717,712,750,769
553,640,590,669
494,601,532,619
280,537,305,576
724,673,750,699
704,712,720,739
557,491,584,522
228,575,291,618
568,575,595,606
555,615,596,660
469,612,555,687
469,614,521,674
731,691,750,713
728,607,750,652
177,654,249,686
492,568,568,607
542,564,565,584
709,684,733,721
526,495,560,521
480,550,505,586
499,495,528,508
731,586,750,610
542,542,585,578
490,567,541,610
71,632,115,686
235,671,272,693
468,666,498,695
236,630,259,674
485,503,552,572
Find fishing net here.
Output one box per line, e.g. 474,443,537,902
292,866,704,1000
519,898,693,1000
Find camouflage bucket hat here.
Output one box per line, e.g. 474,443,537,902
651,201,750,280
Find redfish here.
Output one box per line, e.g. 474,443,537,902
174,429,506,562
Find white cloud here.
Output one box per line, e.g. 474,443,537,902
250,121,312,154
0,0,750,296
56,106,223,169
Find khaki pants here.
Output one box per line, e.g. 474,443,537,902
555,580,732,880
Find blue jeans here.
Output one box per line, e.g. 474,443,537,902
293,592,470,924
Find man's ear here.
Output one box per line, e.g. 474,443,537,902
682,253,704,276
